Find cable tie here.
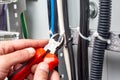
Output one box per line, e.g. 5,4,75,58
71,27,91,41
70,27,111,44
77,27,91,41
92,31,111,44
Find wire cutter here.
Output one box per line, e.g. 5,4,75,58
8,33,64,80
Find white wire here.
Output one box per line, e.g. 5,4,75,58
57,0,72,80
56,0,65,35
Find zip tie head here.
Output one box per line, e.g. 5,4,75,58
92,31,111,44
71,27,111,44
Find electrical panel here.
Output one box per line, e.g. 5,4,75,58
1,0,120,80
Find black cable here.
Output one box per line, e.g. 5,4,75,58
54,0,58,33
54,0,59,71
90,0,112,80
62,0,76,80
77,0,89,80
47,0,51,27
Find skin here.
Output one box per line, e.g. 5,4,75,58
0,39,60,80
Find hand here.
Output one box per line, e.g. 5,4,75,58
29,62,60,80
0,39,48,80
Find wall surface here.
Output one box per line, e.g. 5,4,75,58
25,0,49,39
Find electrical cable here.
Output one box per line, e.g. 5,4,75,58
47,0,59,72
90,0,112,80
47,0,55,35
47,0,51,26
50,0,55,35
48,0,58,35
20,12,29,39
54,0,58,34
77,0,89,80
62,0,76,80
56,0,72,80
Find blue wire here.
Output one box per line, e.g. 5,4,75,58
50,0,55,35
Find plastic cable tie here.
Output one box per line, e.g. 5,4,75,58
70,27,91,41
92,31,111,44
76,27,91,41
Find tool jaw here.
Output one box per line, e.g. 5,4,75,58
44,33,64,54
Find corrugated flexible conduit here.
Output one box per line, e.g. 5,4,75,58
90,0,112,80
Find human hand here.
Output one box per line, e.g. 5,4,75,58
29,62,60,80
0,39,48,80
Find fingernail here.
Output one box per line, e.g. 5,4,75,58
25,47,35,56
39,62,49,73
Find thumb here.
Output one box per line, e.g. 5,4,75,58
34,62,49,80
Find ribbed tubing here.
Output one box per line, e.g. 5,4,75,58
90,0,112,80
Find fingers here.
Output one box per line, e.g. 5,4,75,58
0,47,35,69
33,62,60,80
27,73,34,80
33,62,49,80
50,70,60,80
31,64,38,73
0,39,48,55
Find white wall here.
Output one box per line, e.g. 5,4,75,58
25,0,49,39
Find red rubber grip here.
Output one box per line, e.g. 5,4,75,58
8,48,59,80
43,53,59,71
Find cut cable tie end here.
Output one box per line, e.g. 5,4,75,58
49,30,54,36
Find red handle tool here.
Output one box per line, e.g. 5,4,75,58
8,48,59,80
8,33,64,80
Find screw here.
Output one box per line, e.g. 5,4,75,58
90,1,98,18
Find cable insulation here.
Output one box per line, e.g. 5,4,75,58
77,0,89,80
20,12,29,39
62,0,76,80
50,0,55,34
56,0,72,80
